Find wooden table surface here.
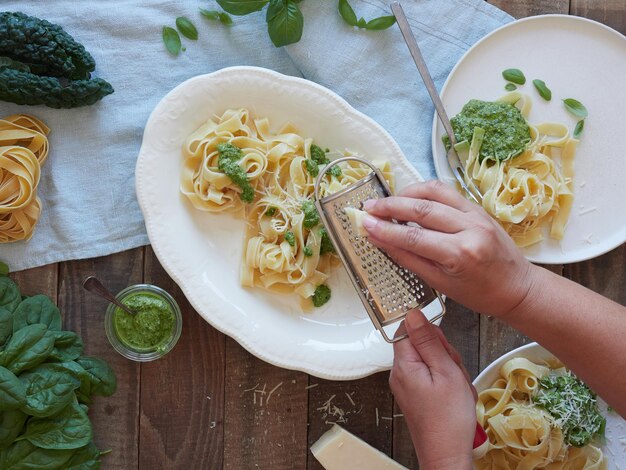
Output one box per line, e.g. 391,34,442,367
9,1,625,469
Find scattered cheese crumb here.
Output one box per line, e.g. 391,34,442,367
345,392,355,407
305,383,319,390
266,382,283,405
376,407,379,427
210,421,216,429
578,207,597,215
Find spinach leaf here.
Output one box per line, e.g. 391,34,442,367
217,0,269,15
266,0,304,47
162,26,182,56
0,277,21,313
563,98,588,118
19,400,92,450
0,262,8,277
48,331,84,362
0,367,26,411
55,361,93,404
65,441,101,470
0,409,27,450
76,357,117,397
176,17,198,40
0,324,55,374
338,0,358,26
12,295,62,333
20,364,81,417
0,439,75,468
0,308,12,347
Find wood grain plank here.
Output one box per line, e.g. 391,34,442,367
571,0,626,34
10,264,58,301
224,338,308,470
487,0,569,17
307,372,394,469
58,248,143,470
564,245,625,304
138,247,225,469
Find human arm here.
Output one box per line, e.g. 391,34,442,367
363,180,626,415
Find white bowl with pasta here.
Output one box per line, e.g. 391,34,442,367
473,342,625,469
136,66,442,380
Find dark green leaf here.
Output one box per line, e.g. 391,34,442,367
532,79,552,101
338,0,357,26
219,12,234,25
0,277,21,313
505,83,517,91
20,364,81,417
563,98,588,118
266,0,304,47
176,17,198,40
12,295,62,333
0,409,27,450
55,361,93,404
199,9,220,20
65,441,101,469
0,367,25,411
48,331,84,362
162,26,182,56
19,400,92,450
0,308,12,347
365,15,396,30
0,262,8,277
217,0,269,15
76,357,116,397
1,438,75,467
356,17,367,28
0,324,55,374
502,68,526,85
573,120,584,139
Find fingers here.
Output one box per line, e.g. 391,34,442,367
433,327,471,384
363,196,464,233
404,309,457,374
397,180,477,213
392,320,423,363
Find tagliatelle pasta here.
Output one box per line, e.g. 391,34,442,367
475,357,606,469
0,114,50,243
458,93,576,247
181,108,393,306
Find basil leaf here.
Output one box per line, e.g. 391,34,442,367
356,17,367,28
266,0,304,47
532,79,552,101
20,364,80,417
0,308,12,348
12,295,62,333
0,409,27,450
0,277,21,313
0,367,26,411
505,83,517,91
48,331,83,362
365,15,396,30
573,119,584,139
162,26,182,56
219,12,234,25
19,400,92,450
0,263,8,277
338,0,358,26
563,98,588,118
502,68,526,85
65,441,101,469
176,16,198,40
0,324,55,374
200,9,234,25
217,0,269,15
76,357,117,397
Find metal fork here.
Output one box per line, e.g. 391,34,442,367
391,2,483,204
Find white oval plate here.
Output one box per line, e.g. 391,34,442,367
432,15,626,264
474,342,625,468
136,66,442,380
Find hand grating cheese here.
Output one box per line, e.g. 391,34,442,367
311,425,408,470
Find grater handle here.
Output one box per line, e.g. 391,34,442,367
314,156,390,203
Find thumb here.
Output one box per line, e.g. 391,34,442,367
405,309,456,374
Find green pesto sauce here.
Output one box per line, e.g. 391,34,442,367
447,99,531,162
113,292,175,351
301,200,319,229
312,284,331,307
217,142,255,203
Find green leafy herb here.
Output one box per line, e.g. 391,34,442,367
200,9,233,25
338,0,358,26
365,15,396,30
0,409,27,449
217,0,269,15
162,26,182,55
0,308,12,347
64,441,101,469
0,367,26,411
266,0,304,48
176,17,198,40
0,324,55,375
563,98,588,118
502,68,526,85
48,331,83,362
329,165,342,177
284,231,296,247
0,439,75,468
319,228,335,255
573,120,585,139
0,263,8,277
311,285,331,307
20,364,80,418
264,207,277,217
338,0,396,30
217,143,255,203
12,295,62,333
0,277,21,313
504,83,517,91
75,357,116,397
303,246,313,257
301,200,320,229
532,79,552,101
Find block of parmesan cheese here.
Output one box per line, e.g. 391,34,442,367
311,424,408,470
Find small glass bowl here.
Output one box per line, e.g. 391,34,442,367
105,284,182,362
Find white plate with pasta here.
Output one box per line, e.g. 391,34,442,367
136,66,442,380
432,15,626,264
473,342,625,469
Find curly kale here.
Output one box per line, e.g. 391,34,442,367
0,12,95,80
0,67,113,108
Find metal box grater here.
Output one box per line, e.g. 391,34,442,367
314,156,445,343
